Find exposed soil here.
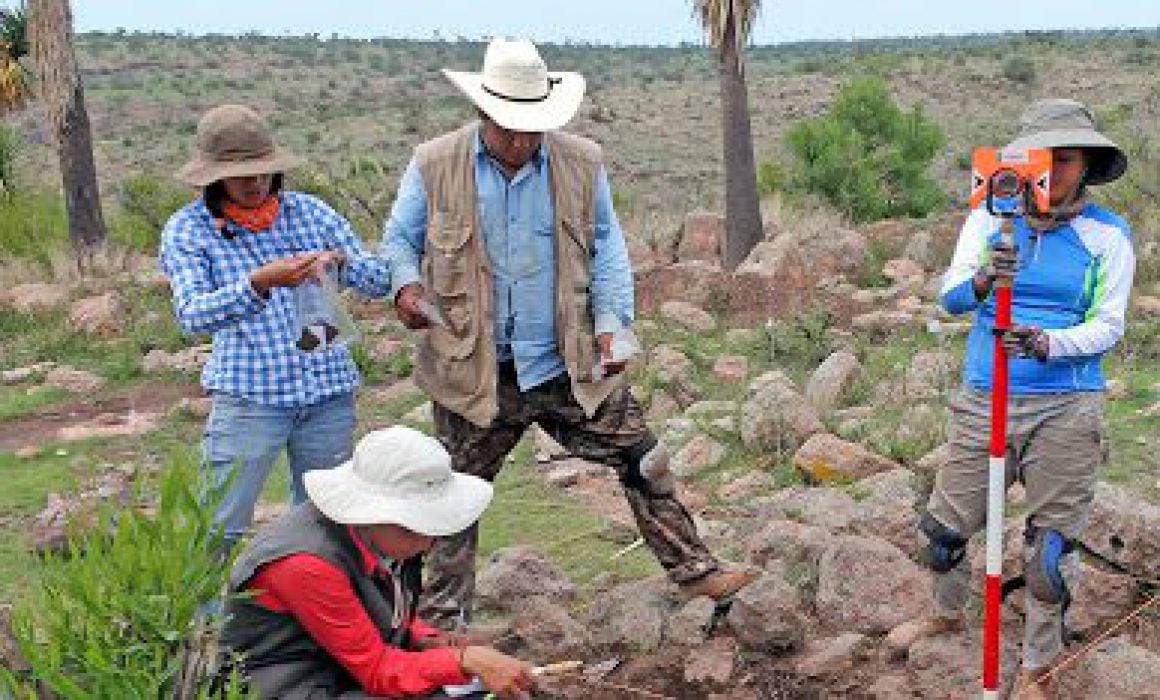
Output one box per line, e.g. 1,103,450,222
0,381,202,451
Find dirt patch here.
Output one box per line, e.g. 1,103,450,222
0,382,202,452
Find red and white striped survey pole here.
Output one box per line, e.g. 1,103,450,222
983,216,1015,699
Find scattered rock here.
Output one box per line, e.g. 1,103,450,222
1,362,56,385
646,391,680,421
57,411,162,442
735,238,807,284
745,519,832,570
69,292,124,336
815,535,929,634
1131,294,1160,318
510,597,591,661
367,337,406,362
14,445,41,459
882,258,925,289
401,401,433,424
724,328,759,346
170,396,212,419
475,546,576,610
585,576,671,651
739,371,823,453
1105,378,1128,400
851,309,917,333
804,351,861,414
847,468,922,558
672,434,727,477
684,636,735,685
665,596,717,647
794,633,872,679
677,210,724,264
5,283,68,314
717,471,773,502
755,487,858,530
725,568,806,652
661,300,717,333
43,366,105,393
651,344,694,383
914,442,950,476
29,466,137,555
712,355,748,383
142,345,211,375
367,379,422,404
792,433,900,483
1084,482,1160,580
905,351,955,399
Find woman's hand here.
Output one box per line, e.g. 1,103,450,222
249,253,323,296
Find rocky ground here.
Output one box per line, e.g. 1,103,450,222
1,213,1158,698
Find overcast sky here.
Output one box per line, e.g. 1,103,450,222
64,1,1160,46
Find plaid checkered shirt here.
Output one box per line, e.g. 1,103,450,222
159,191,390,407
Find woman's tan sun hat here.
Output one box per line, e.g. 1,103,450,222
175,104,304,187
443,38,585,133
1006,98,1127,186
304,425,494,537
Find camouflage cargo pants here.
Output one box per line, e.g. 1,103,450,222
420,362,719,627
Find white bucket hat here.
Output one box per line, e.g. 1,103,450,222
443,38,585,132
304,426,493,537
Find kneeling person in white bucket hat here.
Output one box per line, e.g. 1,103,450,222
218,426,534,699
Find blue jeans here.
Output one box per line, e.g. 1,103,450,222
202,391,356,546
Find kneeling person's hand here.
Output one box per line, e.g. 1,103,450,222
460,645,535,700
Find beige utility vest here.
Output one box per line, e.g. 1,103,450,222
412,122,621,428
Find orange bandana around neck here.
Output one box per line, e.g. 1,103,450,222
222,196,280,233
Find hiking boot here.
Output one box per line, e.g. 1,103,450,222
1009,668,1053,700
883,614,965,658
679,567,758,602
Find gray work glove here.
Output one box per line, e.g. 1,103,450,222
973,239,1018,299
1002,324,1050,361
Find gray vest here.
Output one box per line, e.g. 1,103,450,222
218,503,422,699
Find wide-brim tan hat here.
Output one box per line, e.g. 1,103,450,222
444,38,585,132
176,104,304,187
305,426,493,537
1006,98,1127,186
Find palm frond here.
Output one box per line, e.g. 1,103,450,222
693,0,761,52
0,54,29,112
0,2,30,59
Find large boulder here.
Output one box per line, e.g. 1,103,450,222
735,237,807,283
745,519,832,570
754,487,858,530
1057,636,1160,699
43,366,105,393
672,434,727,477
792,433,900,483
585,576,672,651
725,568,806,652
815,535,929,634
1083,482,1160,580
905,351,956,399
712,355,749,383
739,371,823,453
847,468,922,558
651,344,694,384
475,546,576,611
142,345,212,375
69,292,125,336
509,597,591,661
804,350,861,414
794,632,873,679
907,631,1019,700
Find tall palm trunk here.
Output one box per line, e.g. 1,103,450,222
28,0,106,258
717,8,762,271
55,81,104,250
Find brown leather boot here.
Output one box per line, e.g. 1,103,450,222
1009,667,1053,700
678,567,758,601
883,614,965,658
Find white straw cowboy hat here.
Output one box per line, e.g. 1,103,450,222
443,38,585,132
1006,98,1127,186
305,426,493,537
176,104,304,187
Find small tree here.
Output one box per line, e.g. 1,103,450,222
786,76,946,223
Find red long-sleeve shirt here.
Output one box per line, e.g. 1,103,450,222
246,528,470,697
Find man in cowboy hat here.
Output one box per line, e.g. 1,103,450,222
160,104,391,552
381,38,755,629
885,98,1134,699
219,426,536,699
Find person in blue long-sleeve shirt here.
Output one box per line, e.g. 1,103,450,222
381,39,754,629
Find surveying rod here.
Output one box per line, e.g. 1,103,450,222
982,214,1014,699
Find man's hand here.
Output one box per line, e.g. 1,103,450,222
411,630,468,651
973,239,1018,299
1002,324,1050,361
250,253,324,296
460,646,535,700
597,332,626,377
394,283,431,330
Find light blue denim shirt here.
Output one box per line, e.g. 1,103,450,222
381,129,634,392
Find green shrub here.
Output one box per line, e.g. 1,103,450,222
0,122,20,194
1,453,248,698
756,160,787,196
785,76,946,223
1001,55,1036,84
110,173,192,252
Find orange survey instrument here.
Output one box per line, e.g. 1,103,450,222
969,147,1052,215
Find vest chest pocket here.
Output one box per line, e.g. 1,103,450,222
559,217,598,377
425,214,478,358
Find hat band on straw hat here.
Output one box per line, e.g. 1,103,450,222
482,76,562,104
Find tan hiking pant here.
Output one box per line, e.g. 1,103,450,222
926,386,1106,670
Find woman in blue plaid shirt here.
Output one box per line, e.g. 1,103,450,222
160,105,390,550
